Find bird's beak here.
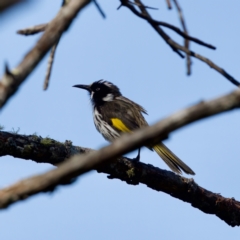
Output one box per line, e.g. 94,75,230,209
72,84,91,92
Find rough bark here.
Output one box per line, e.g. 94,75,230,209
0,129,240,227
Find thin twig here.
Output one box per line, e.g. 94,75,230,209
172,0,187,39
43,40,59,90
117,3,122,10
133,0,184,58
156,21,215,50
93,0,106,18
129,1,158,10
17,24,48,35
0,0,91,109
172,0,191,75
166,0,172,9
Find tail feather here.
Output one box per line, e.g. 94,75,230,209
153,143,195,175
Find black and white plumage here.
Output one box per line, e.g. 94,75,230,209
73,80,195,175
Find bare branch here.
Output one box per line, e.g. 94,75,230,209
120,0,240,87
172,0,187,38
132,0,184,58
129,1,158,10
172,0,191,75
122,1,215,49
93,0,106,18
43,40,59,90
0,132,90,165
1,131,240,227
17,24,48,35
165,0,172,9
1,89,240,227
0,0,91,109
0,0,25,12
151,20,215,49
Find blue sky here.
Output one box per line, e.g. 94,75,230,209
1,1,240,239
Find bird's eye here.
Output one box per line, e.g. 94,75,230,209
96,88,100,91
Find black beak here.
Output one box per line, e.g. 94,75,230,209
72,84,91,92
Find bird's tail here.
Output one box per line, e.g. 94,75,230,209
153,143,195,175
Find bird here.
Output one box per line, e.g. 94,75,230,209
73,80,195,175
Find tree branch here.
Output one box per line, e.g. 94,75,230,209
120,0,240,87
43,39,60,90
165,0,172,9
17,23,48,35
0,0,91,109
0,0,25,12
1,89,240,226
172,0,191,75
121,0,215,50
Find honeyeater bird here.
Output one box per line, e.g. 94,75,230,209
73,80,195,175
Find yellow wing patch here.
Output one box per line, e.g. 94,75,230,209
111,118,131,133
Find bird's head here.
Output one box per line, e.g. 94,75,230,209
73,80,121,105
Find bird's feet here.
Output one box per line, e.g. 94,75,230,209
124,148,141,162
132,155,140,162
132,148,141,162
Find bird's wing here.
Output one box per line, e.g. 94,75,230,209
117,96,148,115
100,99,148,134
